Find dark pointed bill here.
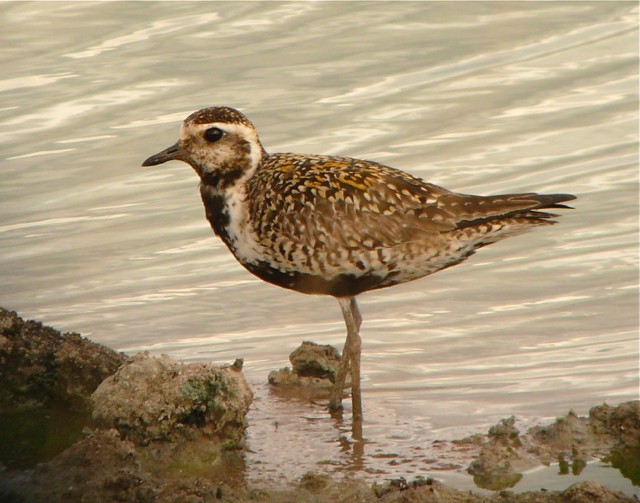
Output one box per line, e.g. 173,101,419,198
141,142,185,167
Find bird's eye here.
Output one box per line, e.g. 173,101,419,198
203,127,224,143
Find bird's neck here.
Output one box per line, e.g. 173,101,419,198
199,161,263,265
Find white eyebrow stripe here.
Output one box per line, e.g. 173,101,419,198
185,122,263,171
189,122,255,137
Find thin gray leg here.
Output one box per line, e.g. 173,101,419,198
329,325,351,409
329,297,364,438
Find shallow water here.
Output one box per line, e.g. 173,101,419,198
1,1,638,495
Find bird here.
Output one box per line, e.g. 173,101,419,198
142,106,575,437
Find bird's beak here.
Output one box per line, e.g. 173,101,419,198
141,142,187,167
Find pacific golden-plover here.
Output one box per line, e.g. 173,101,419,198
142,106,575,435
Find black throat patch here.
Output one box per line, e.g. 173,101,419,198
200,167,245,190
199,186,232,244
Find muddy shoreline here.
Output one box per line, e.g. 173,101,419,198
0,307,637,502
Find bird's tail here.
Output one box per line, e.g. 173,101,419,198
453,192,576,229
447,192,576,250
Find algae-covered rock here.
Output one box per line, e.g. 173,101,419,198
92,352,253,446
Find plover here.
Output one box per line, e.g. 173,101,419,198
142,106,575,434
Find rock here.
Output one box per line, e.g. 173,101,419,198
589,401,640,447
299,472,333,493
92,352,253,447
1,351,254,503
559,480,631,503
0,307,126,412
0,307,126,468
593,401,640,487
373,479,635,502
1,428,243,503
1,309,636,502
374,476,493,502
468,401,640,491
290,341,341,381
268,341,347,395
267,366,335,390
468,417,530,490
530,410,592,461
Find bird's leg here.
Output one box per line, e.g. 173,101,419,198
329,298,363,410
350,297,362,332
345,298,363,434
329,297,364,438
329,336,351,411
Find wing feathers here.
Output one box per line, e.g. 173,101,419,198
249,153,575,255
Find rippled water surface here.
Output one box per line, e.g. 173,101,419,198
1,1,638,494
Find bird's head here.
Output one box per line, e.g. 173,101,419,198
142,106,266,187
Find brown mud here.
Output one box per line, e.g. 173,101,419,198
0,308,637,502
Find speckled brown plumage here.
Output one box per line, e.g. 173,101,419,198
241,152,573,297
142,106,576,425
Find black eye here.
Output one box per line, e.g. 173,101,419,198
203,127,224,143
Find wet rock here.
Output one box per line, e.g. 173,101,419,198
92,352,253,447
0,307,126,412
468,401,640,491
468,417,530,490
1,309,636,502
294,472,373,502
2,352,253,503
1,428,244,503
374,479,634,503
531,410,595,465
589,401,640,447
268,341,346,394
290,341,341,380
0,307,126,468
525,480,635,503
530,402,640,467
298,471,333,492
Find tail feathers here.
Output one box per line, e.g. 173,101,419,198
449,192,576,229
511,209,562,220
524,193,576,210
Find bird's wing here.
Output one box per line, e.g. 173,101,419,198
249,154,455,252
248,153,574,253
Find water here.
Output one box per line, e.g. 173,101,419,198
1,1,638,495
